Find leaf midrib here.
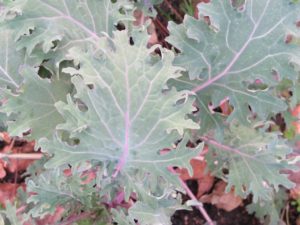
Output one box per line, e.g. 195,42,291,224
191,0,271,93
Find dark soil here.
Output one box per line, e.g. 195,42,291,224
153,0,184,49
171,179,261,225
171,178,300,225
0,139,5,150
283,202,300,225
0,137,33,184
172,204,260,225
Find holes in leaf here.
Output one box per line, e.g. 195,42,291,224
159,148,171,155
129,36,134,46
147,6,154,14
60,130,81,146
28,28,34,35
186,140,196,148
285,34,294,44
75,98,88,112
118,0,133,16
87,84,94,90
15,27,35,42
248,105,264,122
212,105,222,113
153,46,162,56
247,79,268,92
222,168,229,175
51,40,59,50
72,138,80,145
192,106,199,114
231,0,246,11
210,100,233,116
270,113,286,133
38,65,52,79
115,22,125,31
66,138,80,146
22,129,32,137
203,16,211,26
186,179,198,196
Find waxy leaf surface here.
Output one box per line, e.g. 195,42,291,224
206,123,295,202
167,0,300,135
41,30,201,184
2,66,73,141
3,0,134,66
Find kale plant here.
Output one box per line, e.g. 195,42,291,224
0,0,300,224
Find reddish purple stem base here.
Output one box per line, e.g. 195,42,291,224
169,168,214,225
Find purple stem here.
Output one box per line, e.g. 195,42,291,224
40,1,100,41
113,190,125,206
191,27,255,93
112,111,130,178
170,168,214,225
200,136,255,159
113,65,131,177
191,0,269,93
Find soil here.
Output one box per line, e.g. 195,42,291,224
172,204,260,225
0,138,33,183
170,178,300,225
171,179,262,225
153,0,184,49
284,202,300,225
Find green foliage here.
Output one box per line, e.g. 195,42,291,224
0,0,300,224
26,169,95,218
167,0,300,137
247,189,288,225
3,65,73,141
0,202,24,225
0,29,24,93
206,123,294,202
291,198,300,212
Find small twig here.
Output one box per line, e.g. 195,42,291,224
153,18,169,36
164,0,184,22
14,138,18,194
59,212,92,225
0,153,43,160
169,168,214,225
